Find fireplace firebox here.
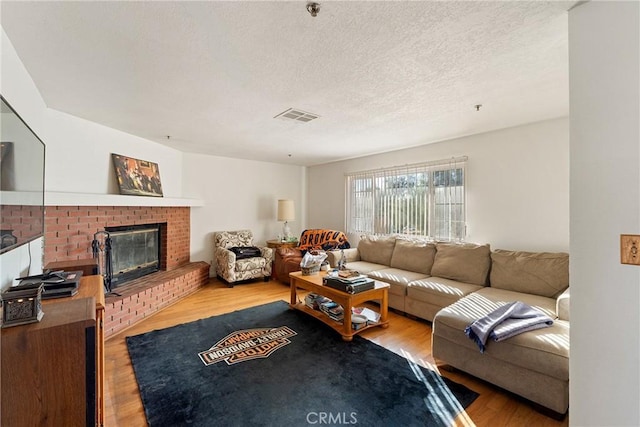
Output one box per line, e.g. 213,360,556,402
106,224,161,288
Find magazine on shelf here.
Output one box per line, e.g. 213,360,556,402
352,307,381,323
319,300,339,313
318,300,344,321
327,305,344,321
305,293,331,310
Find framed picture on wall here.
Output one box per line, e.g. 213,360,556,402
111,153,164,197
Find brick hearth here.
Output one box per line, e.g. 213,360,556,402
44,205,210,338
104,261,209,337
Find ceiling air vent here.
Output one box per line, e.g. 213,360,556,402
274,108,320,123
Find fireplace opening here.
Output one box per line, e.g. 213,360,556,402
106,223,162,287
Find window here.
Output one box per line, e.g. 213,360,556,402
346,157,466,241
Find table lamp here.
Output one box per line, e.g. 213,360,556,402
277,199,295,241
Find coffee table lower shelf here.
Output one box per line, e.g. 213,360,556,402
289,271,389,342
289,302,388,341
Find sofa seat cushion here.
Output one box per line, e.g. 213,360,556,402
433,287,568,380
490,249,569,298
235,257,267,272
389,239,436,275
407,277,483,309
368,268,429,297
345,261,388,275
431,243,491,285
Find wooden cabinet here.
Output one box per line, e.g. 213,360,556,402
1,275,105,427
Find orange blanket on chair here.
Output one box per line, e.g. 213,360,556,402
298,229,350,252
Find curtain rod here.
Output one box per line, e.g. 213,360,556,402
345,156,468,176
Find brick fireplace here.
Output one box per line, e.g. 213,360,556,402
44,205,190,268
44,205,209,337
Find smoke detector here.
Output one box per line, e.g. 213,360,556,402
307,2,320,17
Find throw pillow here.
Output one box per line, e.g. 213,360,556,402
431,243,491,285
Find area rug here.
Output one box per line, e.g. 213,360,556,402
126,301,478,426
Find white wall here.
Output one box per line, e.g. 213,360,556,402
0,30,46,136
44,109,183,197
0,238,43,290
308,118,569,252
182,153,305,275
569,2,640,426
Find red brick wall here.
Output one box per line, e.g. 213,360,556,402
0,205,44,244
44,206,190,270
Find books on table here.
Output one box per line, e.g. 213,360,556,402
337,269,360,278
319,300,344,321
305,293,331,310
303,292,382,328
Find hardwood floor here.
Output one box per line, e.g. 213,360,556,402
104,278,569,427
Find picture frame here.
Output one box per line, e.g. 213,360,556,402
111,153,163,197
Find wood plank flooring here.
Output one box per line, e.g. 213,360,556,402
104,278,570,427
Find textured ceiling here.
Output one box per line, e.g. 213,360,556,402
1,1,574,166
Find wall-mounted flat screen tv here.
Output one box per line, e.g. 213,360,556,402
0,95,46,254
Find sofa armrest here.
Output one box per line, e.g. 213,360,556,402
556,287,570,321
259,247,274,264
326,250,340,267
274,248,304,283
215,247,236,279
342,248,360,262
215,246,236,263
327,248,360,267
276,247,303,261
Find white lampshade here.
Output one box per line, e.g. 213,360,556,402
277,199,295,241
277,199,295,222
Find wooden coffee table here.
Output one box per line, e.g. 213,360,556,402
289,271,389,341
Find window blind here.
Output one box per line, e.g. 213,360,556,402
346,156,466,241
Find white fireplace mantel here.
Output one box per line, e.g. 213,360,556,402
45,191,204,207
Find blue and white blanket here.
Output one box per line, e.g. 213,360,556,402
464,301,554,353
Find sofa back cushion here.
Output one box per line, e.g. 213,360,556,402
490,249,569,297
389,239,436,275
357,235,396,265
431,243,491,285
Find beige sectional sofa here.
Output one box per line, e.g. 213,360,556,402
327,236,570,415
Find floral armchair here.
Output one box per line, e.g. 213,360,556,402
213,230,274,286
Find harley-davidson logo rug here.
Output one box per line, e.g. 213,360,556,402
198,326,297,366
